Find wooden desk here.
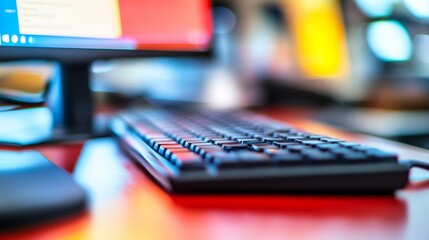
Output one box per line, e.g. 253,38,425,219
1,108,429,240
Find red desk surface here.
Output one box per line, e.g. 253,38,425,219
1,108,429,240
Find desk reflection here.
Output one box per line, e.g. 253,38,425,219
4,137,429,240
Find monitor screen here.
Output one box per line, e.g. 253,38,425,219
0,0,212,51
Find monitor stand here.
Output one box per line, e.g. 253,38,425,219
0,62,107,146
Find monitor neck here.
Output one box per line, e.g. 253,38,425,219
48,62,93,133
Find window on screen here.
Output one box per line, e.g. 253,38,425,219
16,0,122,39
0,0,212,50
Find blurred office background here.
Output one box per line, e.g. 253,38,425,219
2,0,429,147
92,0,429,105
90,0,429,146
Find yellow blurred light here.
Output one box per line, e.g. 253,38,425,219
282,0,349,79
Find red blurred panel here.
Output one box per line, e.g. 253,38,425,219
118,0,212,50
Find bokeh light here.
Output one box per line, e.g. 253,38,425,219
355,0,396,17
404,0,429,18
367,20,412,61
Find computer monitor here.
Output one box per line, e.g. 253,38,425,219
0,0,212,60
0,0,213,145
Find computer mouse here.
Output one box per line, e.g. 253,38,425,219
0,150,86,231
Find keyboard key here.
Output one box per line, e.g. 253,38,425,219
285,136,306,141
160,144,183,148
156,140,179,145
200,135,221,141
268,130,292,136
229,135,250,140
251,143,278,152
286,145,311,152
155,141,179,150
316,143,339,149
209,138,230,143
305,152,339,164
298,140,327,146
338,142,360,148
236,151,272,166
210,152,242,168
263,148,289,155
172,134,195,140
222,143,249,151
198,146,224,157
296,132,310,137
150,138,175,147
183,140,207,148
307,135,326,139
366,150,397,162
164,148,191,160
272,142,297,148
342,153,372,163
301,149,325,155
253,134,273,140
236,139,263,144
272,153,304,165
215,140,239,145
328,148,357,155
159,144,184,156
171,153,206,170
321,138,344,143
352,146,381,152
189,143,213,152
261,137,284,143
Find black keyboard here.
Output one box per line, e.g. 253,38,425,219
111,109,409,194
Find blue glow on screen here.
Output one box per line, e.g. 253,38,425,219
0,0,19,45
0,0,135,49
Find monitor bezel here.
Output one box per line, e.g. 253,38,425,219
0,46,213,63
